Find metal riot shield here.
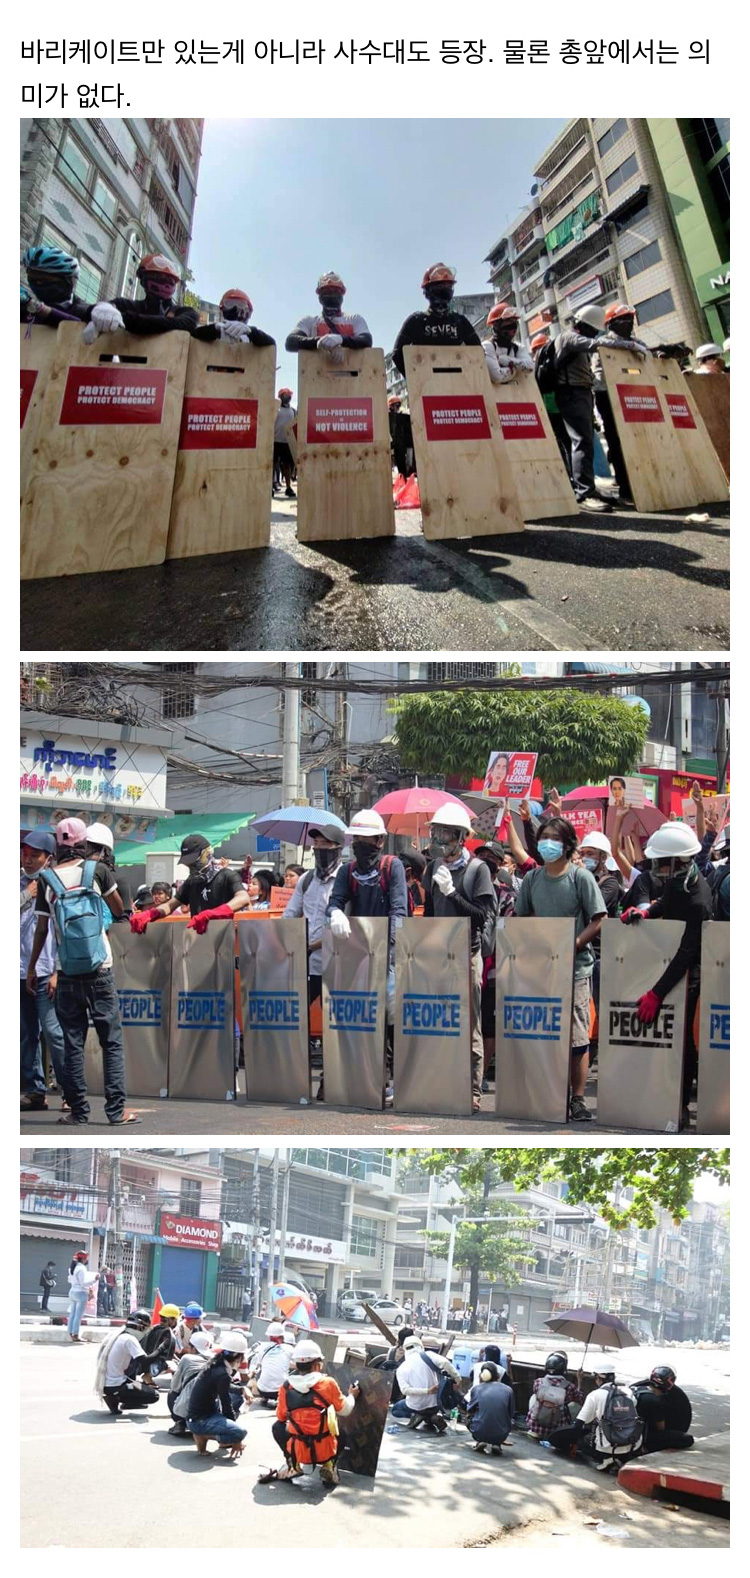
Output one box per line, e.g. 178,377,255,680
495,917,576,1123
238,916,311,1104
394,917,472,1115
81,923,172,1098
597,920,688,1131
321,918,388,1109
168,920,236,1101
697,921,730,1133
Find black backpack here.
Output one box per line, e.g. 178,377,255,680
534,338,558,395
421,1350,465,1414
598,1383,644,1455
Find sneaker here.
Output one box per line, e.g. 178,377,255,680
319,1460,340,1487
384,1082,394,1106
481,1078,490,1094
57,1112,89,1126
285,487,295,499
469,1441,487,1453
20,1094,48,1110
580,496,611,513
569,1095,594,1122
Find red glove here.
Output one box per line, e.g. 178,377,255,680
621,907,648,924
130,908,164,934
188,903,234,935
637,990,661,1025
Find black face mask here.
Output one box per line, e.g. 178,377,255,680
223,304,250,322
493,327,516,347
314,848,340,876
319,293,344,316
426,285,454,312
29,274,74,305
352,839,381,872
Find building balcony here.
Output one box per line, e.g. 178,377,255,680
512,223,546,263
534,120,591,189
542,161,599,228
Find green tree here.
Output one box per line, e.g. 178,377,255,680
422,1159,534,1335
393,688,649,787
413,1148,729,1229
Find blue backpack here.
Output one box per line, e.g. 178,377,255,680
43,860,108,976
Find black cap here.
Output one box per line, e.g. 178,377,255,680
309,825,345,846
179,833,211,865
475,841,505,861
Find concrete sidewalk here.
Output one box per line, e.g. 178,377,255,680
620,1433,730,1506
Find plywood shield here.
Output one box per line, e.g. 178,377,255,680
167,339,275,557
597,348,729,512
404,344,525,540
495,918,576,1123
295,347,394,542
494,368,577,519
20,322,59,506
168,919,236,1101
326,1362,392,1477
687,373,730,480
321,918,388,1109
393,917,473,1115
21,321,189,579
597,920,688,1131
238,915,311,1104
697,921,730,1133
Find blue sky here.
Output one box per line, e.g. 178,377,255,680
188,118,565,393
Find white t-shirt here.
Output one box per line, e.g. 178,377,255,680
105,1331,143,1387
274,405,297,441
254,1340,292,1393
293,311,370,341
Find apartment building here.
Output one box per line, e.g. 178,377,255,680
646,119,730,348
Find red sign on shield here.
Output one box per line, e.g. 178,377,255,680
616,384,664,424
159,1211,222,1254
423,394,491,441
179,397,259,450
20,368,38,428
496,402,546,440
665,393,697,430
58,365,167,425
306,397,374,443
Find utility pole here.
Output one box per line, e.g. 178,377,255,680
251,1151,261,1316
708,677,730,793
278,1153,291,1284
111,1150,124,1318
600,1183,622,1309
265,1149,280,1311
281,662,301,868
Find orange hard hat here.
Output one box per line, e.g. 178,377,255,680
604,301,636,325
388,395,402,407
138,252,180,282
316,271,346,294
487,302,519,326
530,333,548,352
220,287,253,312
421,263,457,289
278,387,293,398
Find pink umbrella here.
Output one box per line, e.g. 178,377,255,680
372,787,474,835
562,785,608,801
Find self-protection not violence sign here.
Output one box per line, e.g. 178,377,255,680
179,396,258,449
495,402,546,440
20,369,37,428
422,394,491,441
58,365,167,425
306,397,374,443
616,384,664,424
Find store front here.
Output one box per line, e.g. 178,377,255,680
149,1211,221,1310
695,261,730,349
20,1223,89,1312
20,712,171,850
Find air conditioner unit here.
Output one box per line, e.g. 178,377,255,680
640,740,677,770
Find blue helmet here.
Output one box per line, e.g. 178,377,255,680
23,244,79,278
183,1302,203,1319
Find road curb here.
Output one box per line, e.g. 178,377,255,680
619,1434,730,1507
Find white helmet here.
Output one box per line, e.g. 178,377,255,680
189,1330,214,1356
402,1335,424,1351
294,1339,323,1362
428,801,474,835
218,1330,248,1356
266,1321,285,1339
645,823,702,861
574,303,605,332
86,821,114,850
345,809,387,838
579,830,612,856
695,342,723,361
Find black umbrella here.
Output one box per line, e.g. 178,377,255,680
545,1306,639,1371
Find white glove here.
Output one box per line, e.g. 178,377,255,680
318,333,343,350
329,908,351,939
88,302,126,338
219,319,250,343
516,348,535,372
433,864,455,896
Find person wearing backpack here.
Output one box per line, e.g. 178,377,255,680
424,804,498,1112
259,1339,360,1486
392,1335,461,1434
20,830,67,1112
515,816,606,1122
526,1352,583,1438
633,1365,694,1454
285,826,346,1021
26,817,136,1128
549,1369,643,1471
326,809,408,1035
167,1329,215,1434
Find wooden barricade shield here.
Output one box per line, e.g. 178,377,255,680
597,348,729,511
686,373,730,481
21,321,189,579
295,347,394,542
167,339,275,558
493,368,577,519
404,344,525,539
20,322,59,505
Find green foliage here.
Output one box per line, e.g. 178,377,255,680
413,1148,729,1230
393,688,649,787
183,289,201,310
424,1201,534,1286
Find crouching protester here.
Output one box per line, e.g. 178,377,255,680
633,1366,694,1454
141,1303,180,1380
392,1335,462,1434
167,1329,215,1434
186,1331,249,1456
526,1351,582,1438
248,1321,293,1405
95,1309,160,1414
258,1339,360,1487
547,1368,644,1471
465,1361,515,1455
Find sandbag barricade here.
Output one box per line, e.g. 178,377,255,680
393,917,473,1115
82,921,173,1098
167,339,275,558
687,373,730,481
168,919,236,1101
321,917,388,1109
597,348,729,512
596,920,688,1131
238,915,311,1104
295,348,394,542
697,921,730,1133
494,918,576,1123
20,322,59,505
21,321,189,579
494,368,577,519
403,344,525,540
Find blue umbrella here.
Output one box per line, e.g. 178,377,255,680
252,804,347,846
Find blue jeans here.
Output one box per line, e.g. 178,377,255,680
55,969,126,1122
68,1289,88,1336
391,1399,415,1419
186,1412,247,1444
20,978,66,1096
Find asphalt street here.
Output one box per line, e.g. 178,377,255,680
21,496,729,653
20,1342,729,1549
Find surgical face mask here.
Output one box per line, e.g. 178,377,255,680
538,839,564,865
582,856,598,872
352,839,381,872
314,847,340,876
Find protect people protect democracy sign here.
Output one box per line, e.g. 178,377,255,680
58,366,167,425
616,384,664,423
160,1211,222,1253
422,394,491,441
306,397,374,443
179,396,258,449
495,402,546,440
20,369,37,428
665,393,697,430
484,751,538,799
